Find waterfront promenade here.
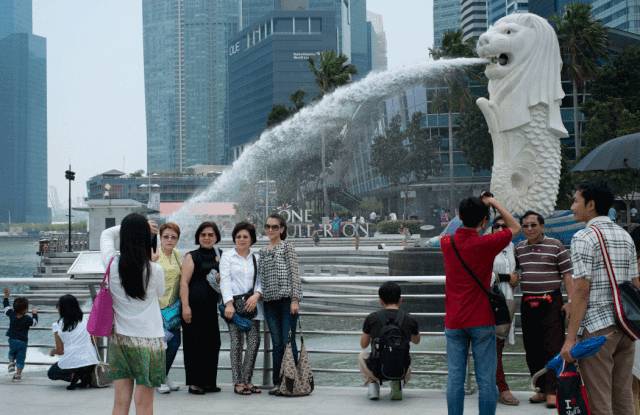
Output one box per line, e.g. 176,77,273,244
0,375,547,414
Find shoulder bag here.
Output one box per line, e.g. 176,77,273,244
161,250,182,331
232,254,258,320
90,337,112,388
590,225,640,340
277,319,314,396
87,257,115,337
449,236,511,326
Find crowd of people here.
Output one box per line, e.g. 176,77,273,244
3,179,640,415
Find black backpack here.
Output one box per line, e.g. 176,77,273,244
367,310,411,381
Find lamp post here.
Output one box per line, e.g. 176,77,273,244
64,166,75,252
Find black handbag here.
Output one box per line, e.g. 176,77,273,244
449,236,512,326
232,254,258,320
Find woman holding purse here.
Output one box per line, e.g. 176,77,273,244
258,213,302,394
155,222,182,394
220,222,263,395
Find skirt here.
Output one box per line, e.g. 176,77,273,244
108,333,166,387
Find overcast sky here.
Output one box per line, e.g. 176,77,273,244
32,0,433,202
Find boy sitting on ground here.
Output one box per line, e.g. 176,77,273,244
3,288,38,381
358,281,420,400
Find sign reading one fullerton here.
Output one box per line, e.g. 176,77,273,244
278,208,369,238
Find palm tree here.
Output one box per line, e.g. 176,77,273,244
307,50,357,217
552,3,607,160
428,30,476,60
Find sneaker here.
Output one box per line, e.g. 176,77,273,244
157,384,171,394
367,382,380,400
7,361,15,373
390,380,403,400
167,379,180,391
12,374,21,382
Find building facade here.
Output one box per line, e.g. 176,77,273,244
86,168,223,204
487,0,529,25
0,0,48,223
433,0,461,47
366,11,387,71
143,0,239,173
461,0,488,41
227,10,338,159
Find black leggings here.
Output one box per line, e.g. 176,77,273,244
48,363,94,384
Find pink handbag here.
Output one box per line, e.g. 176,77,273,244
87,257,115,337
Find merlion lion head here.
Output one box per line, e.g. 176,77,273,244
476,13,568,136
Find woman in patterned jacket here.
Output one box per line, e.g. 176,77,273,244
259,213,302,394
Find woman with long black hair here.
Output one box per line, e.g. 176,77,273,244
180,221,222,394
47,294,98,390
100,213,165,415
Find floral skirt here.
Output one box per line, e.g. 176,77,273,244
108,333,166,387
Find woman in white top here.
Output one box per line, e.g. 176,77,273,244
220,222,263,395
100,213,165,415
491,215,520,406
47,294,99,390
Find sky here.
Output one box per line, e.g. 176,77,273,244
32,0,433,203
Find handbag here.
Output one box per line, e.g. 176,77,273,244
591,225,640,340
161,250,182,331
555,363,591,415
277,319,314,397
449,236,511,326
90,338,112,388
87,257,115,337
232,254,258,320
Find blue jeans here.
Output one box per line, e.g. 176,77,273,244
446,326,498,415
263,298,298,386
165,326,181,376
8,338,27,370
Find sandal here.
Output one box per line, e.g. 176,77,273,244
234,384,251,395
529,393,546,404
247,384,262,394
498,391,520,406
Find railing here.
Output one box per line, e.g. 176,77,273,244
0,275,534,389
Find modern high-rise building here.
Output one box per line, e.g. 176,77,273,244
366,11,387,71
143,0,239,173
240,0,276,29
227,10,338,159
433,0,461,47
487,0,528,25
461,0,488,41
0,0,48,223
349,0,371,78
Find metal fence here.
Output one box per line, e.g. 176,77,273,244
0,275,534,388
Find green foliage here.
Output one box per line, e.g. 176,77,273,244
589,46,640,113
307,50,357,97
457,96,493,171
359,197,383,214
266,104,292,127
376,220,422,235
429,30,476,60
130,169,145,177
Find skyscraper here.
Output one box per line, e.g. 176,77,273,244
367,11,387,71
349,0,371,78
433,0,461,47
461,0,488,41
487,0,528,25
143,0,239,172
240,0,276,29
0,0,48,223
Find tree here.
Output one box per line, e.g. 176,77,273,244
428,30,475,60
266,89,306,128
552,3,608,160
456,95,493,171
308,50,357,216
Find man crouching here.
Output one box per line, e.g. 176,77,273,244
358,281,420,400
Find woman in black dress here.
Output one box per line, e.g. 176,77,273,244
180,221,222,394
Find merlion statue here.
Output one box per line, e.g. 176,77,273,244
476,13,568,217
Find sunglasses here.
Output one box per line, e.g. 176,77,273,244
492,224,507,229
522,223,539,229
264,224,281,231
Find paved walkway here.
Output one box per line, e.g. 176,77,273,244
1,376,553,414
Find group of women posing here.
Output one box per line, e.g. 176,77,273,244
99,212,302,415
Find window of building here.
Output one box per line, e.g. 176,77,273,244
295,17,309,33
274,17,293,33
310,18,322,32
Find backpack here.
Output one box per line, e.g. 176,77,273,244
367,310,411,381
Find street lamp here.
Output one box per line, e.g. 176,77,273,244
64,165,75,252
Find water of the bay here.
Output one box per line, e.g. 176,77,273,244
0,238,532,391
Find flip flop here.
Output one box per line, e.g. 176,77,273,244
498,392,520,406
234,385,251,395
529,393,546,404
247,384,262,394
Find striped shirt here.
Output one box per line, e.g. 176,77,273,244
515,235,572,294
571,216,639,334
